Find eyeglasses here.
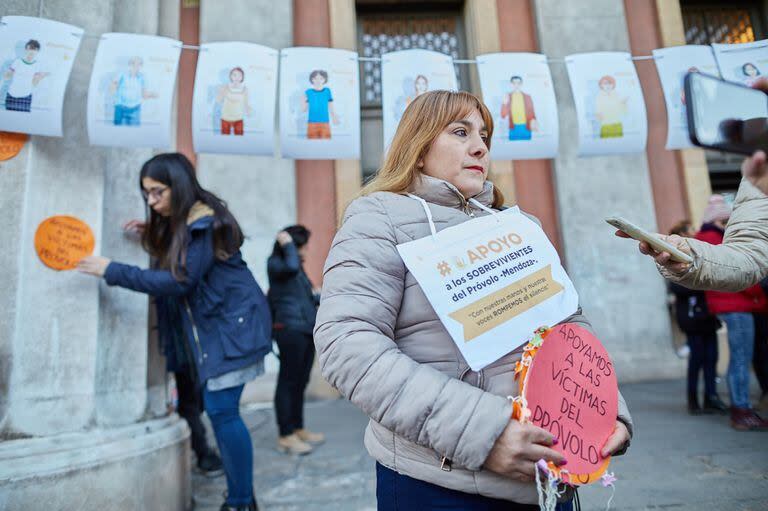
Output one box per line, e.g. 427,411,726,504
141,186,168,201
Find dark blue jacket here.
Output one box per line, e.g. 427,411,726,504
267,242,318,334
104,215,272,383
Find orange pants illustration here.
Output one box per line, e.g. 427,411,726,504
307,122,331,139
221,119,244,135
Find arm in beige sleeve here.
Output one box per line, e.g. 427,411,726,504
665,178,768,292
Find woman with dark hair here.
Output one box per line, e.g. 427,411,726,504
267,225,324,454
77,152,269,511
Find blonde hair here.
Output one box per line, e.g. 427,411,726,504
360,90,505,208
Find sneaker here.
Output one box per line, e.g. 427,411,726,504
702,394,728,415
197,451,225,477
730,407,768,431
277,433,313,455
295,428,326,445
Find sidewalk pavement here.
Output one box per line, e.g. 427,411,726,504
192,379,768,511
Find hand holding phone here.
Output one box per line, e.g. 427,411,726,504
606,216,693,264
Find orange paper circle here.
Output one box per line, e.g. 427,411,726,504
34,216,95,271
0,131,28,161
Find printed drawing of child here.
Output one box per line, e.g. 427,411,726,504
302,69,339,139
741,62,761,86
3,39,49,112
216,66,252,136
500,75,538,141
109,56,157,126
594,75,628,139
405,74,429,107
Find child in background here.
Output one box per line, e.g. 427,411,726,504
667,220,727,415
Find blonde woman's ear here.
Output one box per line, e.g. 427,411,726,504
417,160,424,169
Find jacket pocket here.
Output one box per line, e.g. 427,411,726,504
196,282,224,317
218,303,270,359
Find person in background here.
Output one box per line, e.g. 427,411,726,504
267,225,324,455
123,219,225,477
753,276,768,411
694,195,768,431
667,220,727,415
77,153,271,511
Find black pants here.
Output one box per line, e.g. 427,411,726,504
274,329,315,436
686,331,718,397
753,313,768,395
175,368,212,459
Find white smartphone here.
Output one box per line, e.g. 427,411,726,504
605,216,693,264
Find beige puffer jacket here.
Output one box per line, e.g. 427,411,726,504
664,178,768,292
314,175,633,504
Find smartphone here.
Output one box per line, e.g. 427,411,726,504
685,72,768,155
605,216,693,264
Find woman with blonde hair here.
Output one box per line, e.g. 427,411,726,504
314,90,632,510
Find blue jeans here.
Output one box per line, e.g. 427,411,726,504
375,463,572,510
114,104,141,125
203,384,253,506
719,312,755,409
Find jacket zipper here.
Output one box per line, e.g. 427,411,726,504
184,298,205,365
461,198,475,217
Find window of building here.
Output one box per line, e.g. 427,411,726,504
356,2,467,179
680,0,765,191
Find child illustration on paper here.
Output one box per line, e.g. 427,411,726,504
216,66,252,136
741,62,761,86
109,56,157,126
3,39,49,112
594,75,628,139
500,75,538,141
302,69,339,139
405,74,429,106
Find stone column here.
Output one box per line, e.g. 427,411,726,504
532,0,683,381
0,1,190,508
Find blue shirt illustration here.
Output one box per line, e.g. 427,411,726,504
305,87,333,123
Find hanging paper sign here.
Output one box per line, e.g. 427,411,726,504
712,39,768,86
0,16,83,137
87,33,181,148
381,49,458,150
34,215,95,271
192,42,278,155
279,47,360,159
565,52,647,156
653,45,720,149
513,323,618,485
397,201,578,370
477,52,559,160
